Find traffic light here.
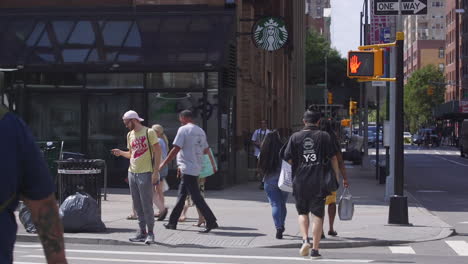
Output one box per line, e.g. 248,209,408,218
349,101,358,116
427,86,434,96
341,119,351,127
327,92,333,105
347,49,384,78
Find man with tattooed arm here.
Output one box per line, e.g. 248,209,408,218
0,105,67,264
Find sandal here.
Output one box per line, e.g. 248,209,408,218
126,215,137,220
328,230,338,236
193,220,206,227
178,216,187,222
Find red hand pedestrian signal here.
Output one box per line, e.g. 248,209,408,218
350,55,362,74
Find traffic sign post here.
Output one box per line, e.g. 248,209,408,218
374,0,427,16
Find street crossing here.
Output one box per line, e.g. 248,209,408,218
13,239,468,264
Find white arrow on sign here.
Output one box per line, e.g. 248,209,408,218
375,0,427,14
401,0,427,13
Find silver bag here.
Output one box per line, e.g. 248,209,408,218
338,187,354,221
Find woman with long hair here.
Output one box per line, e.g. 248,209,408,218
151,124,169,221
319,119,349,238
258,130,289,239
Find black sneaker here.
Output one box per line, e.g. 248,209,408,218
129,230,147,242
276,228,283,239
311,249,322,259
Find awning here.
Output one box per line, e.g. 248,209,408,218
0,7,235,72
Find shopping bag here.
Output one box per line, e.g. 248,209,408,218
162,179,170,192
200,148,217,178
338,187,354,221
278,160,293,193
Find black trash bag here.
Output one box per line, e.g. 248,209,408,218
18,203,37,234
59,192,106,233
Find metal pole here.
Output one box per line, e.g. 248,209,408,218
325,54,328,116
388,29,409,225
376,86,381,182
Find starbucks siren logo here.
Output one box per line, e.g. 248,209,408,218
253,17,288,51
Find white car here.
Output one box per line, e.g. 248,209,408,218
404,132,412,143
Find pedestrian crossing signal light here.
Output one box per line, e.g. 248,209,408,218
349,101,358,116
327,92,333,105
347,49,384,78
341,119,351,127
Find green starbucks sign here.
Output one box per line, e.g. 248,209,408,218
252,17,288,51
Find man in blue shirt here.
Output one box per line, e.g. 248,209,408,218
0,105,67,264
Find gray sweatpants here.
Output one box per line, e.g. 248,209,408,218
128,172,154,232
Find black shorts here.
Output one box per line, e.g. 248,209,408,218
295,197,326,218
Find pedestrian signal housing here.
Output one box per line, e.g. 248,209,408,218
349,101,358,116
347,49,384,78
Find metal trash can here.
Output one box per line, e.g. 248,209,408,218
56,159,106,216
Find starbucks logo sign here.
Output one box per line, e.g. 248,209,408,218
252,17,288,51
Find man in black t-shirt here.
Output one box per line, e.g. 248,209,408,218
283,110,340,259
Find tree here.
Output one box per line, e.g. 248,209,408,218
404,65,445,133
305,30,347,88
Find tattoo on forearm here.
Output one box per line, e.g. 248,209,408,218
33,198,65,261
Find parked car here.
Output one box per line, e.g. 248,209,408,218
414,128,439,147
461,120,468,158
412,133,423,145
404,132,412,144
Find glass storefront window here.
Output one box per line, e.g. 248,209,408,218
146,72,204,89
147,92,204,163
28,93,81,153
86,73,144,89
88,93,144,158
26,73,84,89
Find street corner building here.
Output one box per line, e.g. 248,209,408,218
0,0,306,188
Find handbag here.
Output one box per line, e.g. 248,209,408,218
200,148,217,178
338,187,354,221
278,160,293,193
323,166,339,193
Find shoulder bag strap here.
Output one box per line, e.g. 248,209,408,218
147,129,153,171
0,106,16,214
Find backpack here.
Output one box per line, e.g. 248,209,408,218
0,105,16,214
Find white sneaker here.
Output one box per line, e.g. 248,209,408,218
299,242,311,256
145,233,155,245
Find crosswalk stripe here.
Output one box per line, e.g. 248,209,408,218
24,255,238,264
389,246,415,254
445,241,468,256
61,250,373,263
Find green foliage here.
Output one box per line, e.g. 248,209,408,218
305,30,347,87
404,65,445,133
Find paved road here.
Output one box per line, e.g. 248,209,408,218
14,240,468,264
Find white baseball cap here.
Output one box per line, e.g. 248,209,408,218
122,110,144,122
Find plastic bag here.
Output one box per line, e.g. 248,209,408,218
18,202,37,233
338,188,354,221
59,192,106,233
200,148,217,178
162,179,170,192
278,160,293,193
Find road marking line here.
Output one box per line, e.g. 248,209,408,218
61,250,373,263
433,155,468,167
13,262,44,264
459,221,468,224
446,241,468,256
416,190,446,193
25,255,238,264
15,245,42,248
389,246,415,254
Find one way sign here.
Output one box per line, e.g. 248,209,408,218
374,0,427,16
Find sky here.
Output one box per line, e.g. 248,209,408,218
330,0,363,58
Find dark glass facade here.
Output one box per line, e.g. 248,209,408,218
0,7,236,189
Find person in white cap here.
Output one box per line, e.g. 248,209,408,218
111,110,161,245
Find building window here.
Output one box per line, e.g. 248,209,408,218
439,63,445,72
439,47,445,58
316,7,322,16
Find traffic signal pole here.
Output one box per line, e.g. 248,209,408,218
388,32,409,225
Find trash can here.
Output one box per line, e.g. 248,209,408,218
56,159,106,216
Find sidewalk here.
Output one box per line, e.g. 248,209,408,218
16,167,454,249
